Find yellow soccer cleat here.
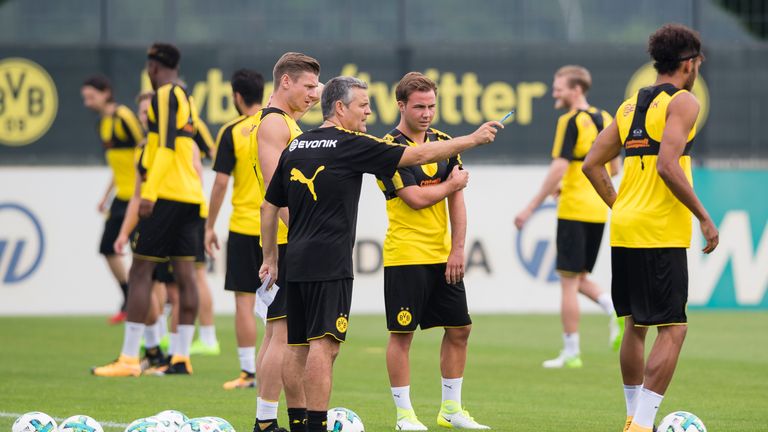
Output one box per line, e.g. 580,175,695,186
222,371,257,389
91,354,141,377
162,355,193,375
437,400,489,430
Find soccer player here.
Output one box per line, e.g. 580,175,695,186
248,53,322,432
514,65,622,369
81,75,144,325
376,72,487,430
205,68,265,388
260,76,501,432
92,42,204,377
582,24,718,432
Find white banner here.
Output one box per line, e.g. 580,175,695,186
1,166,762,315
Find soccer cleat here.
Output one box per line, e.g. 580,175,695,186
253,419,288,432
437,400,489,429
91,354,141,377
223,371,257,389
141,348,170,375
623,416,633,432
611,316,625,351
396,408,428,431
108,310,127,325
190,339,221,356
542,351,583,368
162,355,193,375
159,334,170,352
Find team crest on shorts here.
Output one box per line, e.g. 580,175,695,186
397,308,412,326
335,315,348,333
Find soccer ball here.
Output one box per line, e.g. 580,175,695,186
202,417,235,432
155,411,189,431
657,411,707,432
125,417,172,432
327,408,364,432
12,412,57,432
179,418,219,432
59,415,104,432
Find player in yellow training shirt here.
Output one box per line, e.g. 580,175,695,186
81,75,144,325
582,24,718,432
93,42,204,378
376,72,488,430
515,65,623,369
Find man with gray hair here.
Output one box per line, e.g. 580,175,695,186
259,76,503,432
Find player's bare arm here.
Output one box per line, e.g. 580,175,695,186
98,177,115,213
205,172,230,257
396,166,468,210
514,158,568,229
398,121,502,167
582,120,622,208
258,114,292,226
259,200,280,289
446,188,467,284
657,92,719,253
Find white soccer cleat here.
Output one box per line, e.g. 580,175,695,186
437,401,490,430
396,407,428,431
542,351,582,368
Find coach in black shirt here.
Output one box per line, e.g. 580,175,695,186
260,76,502,432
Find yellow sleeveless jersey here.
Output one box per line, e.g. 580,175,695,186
249,107,302,244
141,83,203,205
377,128,459,266
551,107,613,223
100,105,143,201
612,83,697,248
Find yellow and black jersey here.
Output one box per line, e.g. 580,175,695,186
376,128,460,267
140,83,203,205
265,126,406,282
551,107,613,223
212,114,261,236
249,107,303,244
612,83,697,248
99,104,143,201
190,95,215,160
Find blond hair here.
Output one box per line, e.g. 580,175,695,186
555,65,592,93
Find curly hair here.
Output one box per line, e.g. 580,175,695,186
648,24,702,75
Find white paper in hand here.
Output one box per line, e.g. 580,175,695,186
255,274,280,324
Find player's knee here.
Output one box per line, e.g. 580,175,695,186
446,326,471,344
660,324,687,343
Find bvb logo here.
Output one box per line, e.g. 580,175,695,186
0,58,58,146
335,316,348,333
397,309,412,326
625,62,709,130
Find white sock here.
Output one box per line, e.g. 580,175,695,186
168,332,179,355
238,346,256,374
633,387,664,428
441,377,463,406
199,325,218,346
177,325,195,357
597,293,615,315
163,303,172,319
156,317,168,341
624,384,642,417
256,397,279,421
121,322,145,358
563,332,580,356
391,385,413,410
144,321,161,348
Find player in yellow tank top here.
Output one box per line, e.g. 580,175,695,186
582,24,719,432
247,53,322,432
515,66,622,370
81,74,144,325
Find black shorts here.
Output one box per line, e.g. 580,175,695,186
556,219,605,274
611,247,688,326
195,217,206,266
225,233,288,320
287,278,352,345
384,264,472,332
153,261,174,283
99,198,129,255
133,199,201,262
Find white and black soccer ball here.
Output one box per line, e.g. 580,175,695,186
202,417,235,432
178,418,219,432
59,415,104,432
155,411,189,431
12,412,58,432
125,417,173,432
326,408,364,432
657,411,707,432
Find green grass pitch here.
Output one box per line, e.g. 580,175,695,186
0,312,765,431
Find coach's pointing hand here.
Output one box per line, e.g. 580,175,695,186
471,121,504,145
